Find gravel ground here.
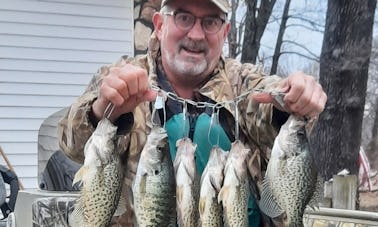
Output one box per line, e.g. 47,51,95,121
359,175,378,212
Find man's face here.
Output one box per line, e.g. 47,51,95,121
154,0,230,87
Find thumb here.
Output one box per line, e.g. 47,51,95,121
279,78,290,93
250,92,274,103
141,89,158,102
251,78,289,104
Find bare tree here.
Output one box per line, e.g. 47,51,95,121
367,97,378,166
228,0,240,58
311,0,377,180
241,0,276,64
364,38,378,168
271,1,325,73
279,41,320,62
270,0,291,75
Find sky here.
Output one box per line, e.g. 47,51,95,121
226,0,378,75
255,0,326,73
264,1,325,69
263,0,378,74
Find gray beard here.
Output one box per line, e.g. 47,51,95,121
165,51,208,78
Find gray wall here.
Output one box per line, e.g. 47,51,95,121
0,0,134,189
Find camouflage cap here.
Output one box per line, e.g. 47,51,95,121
161,0,230,13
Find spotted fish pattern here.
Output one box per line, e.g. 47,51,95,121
174,137,200,227
199,146,228,227
133,126,177,226
259,115,320,226
71,118,124,227
218,140,250,226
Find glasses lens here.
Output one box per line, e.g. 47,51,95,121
171,11,224,34
174,12,195,30
202,17,222,34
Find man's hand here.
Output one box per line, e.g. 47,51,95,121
252,71,327,118
92,64,157,122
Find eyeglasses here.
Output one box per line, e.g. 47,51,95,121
163,11,226,34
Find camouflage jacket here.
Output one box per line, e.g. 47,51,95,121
57,33,285,226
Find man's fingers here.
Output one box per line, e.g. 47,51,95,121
100,81,125,106
250,92,288,112
118,65,148,96
287,82,314,114
142,89,158,102
283,74,306,104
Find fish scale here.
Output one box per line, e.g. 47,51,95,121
80,159,123,225
71,118,124,227
218,140,250,226
199,146,228,227
133,126,177,227
174,137,200,227
259,115,320,226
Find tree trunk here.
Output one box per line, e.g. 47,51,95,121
241,0,276,64
371,97,378,139
228,0,239,58
270,0,291,75
311,0,377,180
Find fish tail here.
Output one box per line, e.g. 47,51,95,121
69,198,86,227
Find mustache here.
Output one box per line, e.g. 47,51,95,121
179,39,208,53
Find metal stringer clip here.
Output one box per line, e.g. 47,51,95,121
208,104,222,147
104,102,115,120
182,100,190,138
233,99,240,141
151,91,166,128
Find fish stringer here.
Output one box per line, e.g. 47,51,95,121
232,99,241,142
208,104,222,148
151,92,167,128
104,102,115,120
181,100,190,139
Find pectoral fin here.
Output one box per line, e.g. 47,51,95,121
72,166,88,186
198,198,206,217
218,186,229,204
176,186,183,204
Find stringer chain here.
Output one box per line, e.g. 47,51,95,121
149,84,265,110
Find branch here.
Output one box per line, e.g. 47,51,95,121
269,14,283,25
271,0,292,75
236,19,245,56
280,51,320,62
286,23,324,33
283,40,320,59
289,15,325,28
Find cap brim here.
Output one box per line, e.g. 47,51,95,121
161,0,229,13
211,0,230,13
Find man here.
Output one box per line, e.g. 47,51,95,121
58,0,327,226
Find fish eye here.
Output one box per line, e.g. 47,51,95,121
154,170,160,175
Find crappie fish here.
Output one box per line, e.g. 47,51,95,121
174,137,199,227
199,146,228,227
259,115,320,226
71,118,124,227
133,126,176,226
218,140,250,226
